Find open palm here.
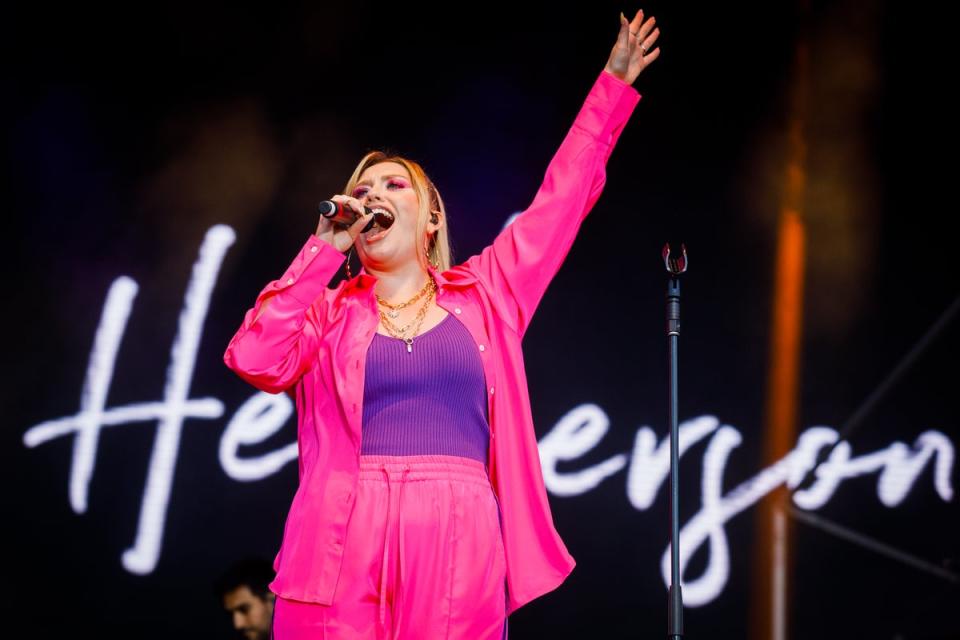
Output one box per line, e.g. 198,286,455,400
604,10,661,85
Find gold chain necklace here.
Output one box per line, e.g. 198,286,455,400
377,278,437,353
375,277,434,320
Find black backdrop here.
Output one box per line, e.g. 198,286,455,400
5,1,958,638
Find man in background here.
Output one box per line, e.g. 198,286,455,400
215,557,276,640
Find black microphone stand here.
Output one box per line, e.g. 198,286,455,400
663,243,688,640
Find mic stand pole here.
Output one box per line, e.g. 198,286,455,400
663,243,688,640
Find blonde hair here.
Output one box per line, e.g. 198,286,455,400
343,151,453,272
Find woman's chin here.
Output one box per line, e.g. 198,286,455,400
359,247,419,272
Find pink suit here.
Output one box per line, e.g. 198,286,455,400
224,70,641,638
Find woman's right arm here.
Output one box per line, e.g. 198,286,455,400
223,198,374,394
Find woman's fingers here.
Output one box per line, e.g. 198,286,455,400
330,196,366,232
315,194,375,251
618,12,631,47
642,44,661,64
635,16,656,43
621,12,660,63
636,27,659,61
627,8,644,36
331,194,364,216
347,208,374,237
606,10,661,84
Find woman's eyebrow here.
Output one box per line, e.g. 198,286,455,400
355,174,409,186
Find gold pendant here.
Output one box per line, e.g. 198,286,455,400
404,338,413,353
388,310,400,319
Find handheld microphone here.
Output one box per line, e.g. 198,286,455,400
318,200,395,233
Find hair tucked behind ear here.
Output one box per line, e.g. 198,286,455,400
344,152,453,272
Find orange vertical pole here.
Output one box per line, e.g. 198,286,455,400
750,39,809,640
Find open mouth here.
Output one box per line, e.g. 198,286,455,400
363,208,394,243
370,208,395,228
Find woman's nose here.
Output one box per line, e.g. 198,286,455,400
364,189,384,204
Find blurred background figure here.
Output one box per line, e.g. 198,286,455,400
215,557,277,640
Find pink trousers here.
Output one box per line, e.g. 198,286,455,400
272,454,508,639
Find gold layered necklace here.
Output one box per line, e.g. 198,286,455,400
376,277,437,353
375,276,434,320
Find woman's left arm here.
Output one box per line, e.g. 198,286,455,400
461,11,661,338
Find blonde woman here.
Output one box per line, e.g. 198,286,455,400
225,10,660,639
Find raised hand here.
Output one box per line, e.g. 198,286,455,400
604,9,661,85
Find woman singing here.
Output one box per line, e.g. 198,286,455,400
224,10,660,639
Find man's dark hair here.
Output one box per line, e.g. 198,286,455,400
214,556,275,601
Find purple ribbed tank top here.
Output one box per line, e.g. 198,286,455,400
361,313,490,464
